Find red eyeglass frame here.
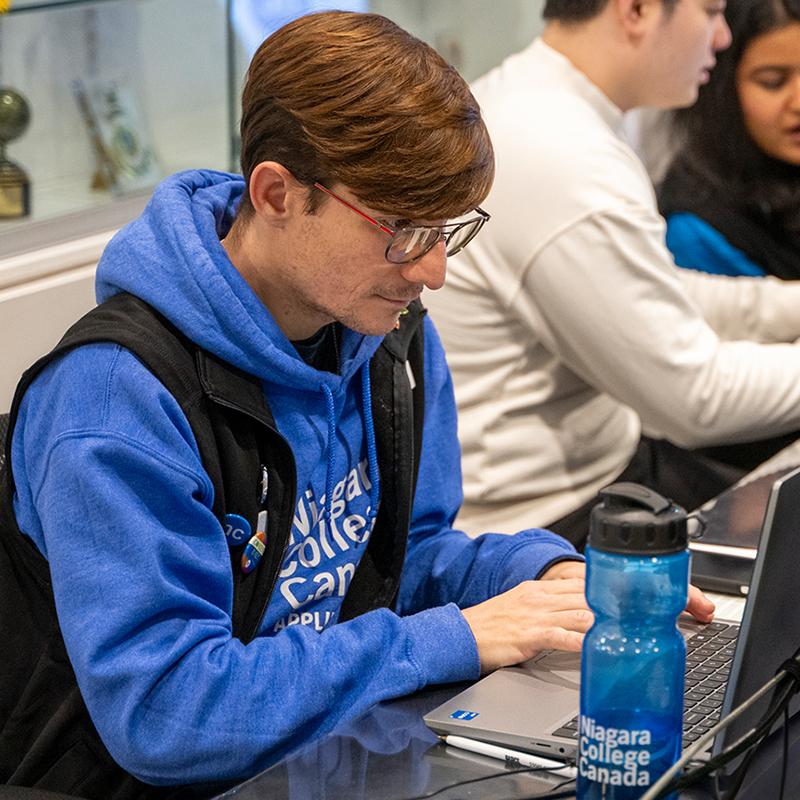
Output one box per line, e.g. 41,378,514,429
313,182,489,263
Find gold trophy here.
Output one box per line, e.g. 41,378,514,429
0,88,31,219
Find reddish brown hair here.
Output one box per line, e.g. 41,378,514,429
237,11,494,221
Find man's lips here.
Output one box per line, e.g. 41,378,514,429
700,63,716,83
379,294,419,306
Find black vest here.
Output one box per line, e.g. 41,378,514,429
0,292,426,798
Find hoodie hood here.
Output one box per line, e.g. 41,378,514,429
96,170,383,391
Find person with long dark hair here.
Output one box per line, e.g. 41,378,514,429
659,0,800,279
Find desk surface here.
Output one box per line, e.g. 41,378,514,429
212,678,800,800
211,683,729,800
213,684,578,800
207,588,748,799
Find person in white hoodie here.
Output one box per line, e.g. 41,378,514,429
425,0,800,547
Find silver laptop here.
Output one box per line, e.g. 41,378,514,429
425,467,800,771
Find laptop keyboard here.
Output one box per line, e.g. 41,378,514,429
683,621,739,743
552,621,741,749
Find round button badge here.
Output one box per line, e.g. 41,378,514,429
224,514,252,546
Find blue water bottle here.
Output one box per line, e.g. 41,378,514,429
577,483,689,800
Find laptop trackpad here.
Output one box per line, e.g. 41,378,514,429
528,649,582,675
423,650,582,745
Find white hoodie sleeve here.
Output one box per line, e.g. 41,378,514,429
677,267,800,344
524,206,800,448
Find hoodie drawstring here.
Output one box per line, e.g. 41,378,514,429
322,384,336,524
320,366,380,523
360,364,380,520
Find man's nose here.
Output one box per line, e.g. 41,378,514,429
713,14,732,52
401,239,447,291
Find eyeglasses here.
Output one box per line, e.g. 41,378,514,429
313,182,490,265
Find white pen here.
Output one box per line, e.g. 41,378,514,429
440,734,578,779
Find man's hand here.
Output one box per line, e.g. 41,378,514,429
542,561,716,623
461,577,591,675
687,584,715,623
462,560,716,675
538,559,586,581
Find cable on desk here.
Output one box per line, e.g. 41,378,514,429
717,655,800,800
400,763,576,800
411,650,800,800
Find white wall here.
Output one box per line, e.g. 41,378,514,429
0,0,230,412
0,237,107,413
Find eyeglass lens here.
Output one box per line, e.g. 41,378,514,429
388,228,440,263
387,218,485,264
445,220,483,256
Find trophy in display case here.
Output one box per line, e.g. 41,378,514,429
0,87,31,219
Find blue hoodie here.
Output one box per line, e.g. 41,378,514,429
11,170,578,787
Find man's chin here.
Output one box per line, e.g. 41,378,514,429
351,312,407,337
662,86,701,110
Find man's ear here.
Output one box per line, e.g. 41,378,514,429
249,161,306,224
615,0,662,39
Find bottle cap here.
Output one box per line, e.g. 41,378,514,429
589,483,688,555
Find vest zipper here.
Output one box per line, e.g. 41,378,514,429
207,395,296,646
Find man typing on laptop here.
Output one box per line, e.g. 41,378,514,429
463,561,713,674
0,11,714,800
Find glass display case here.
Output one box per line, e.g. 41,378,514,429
1,0,234,253
0,0,545,258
